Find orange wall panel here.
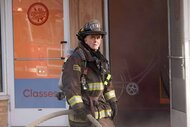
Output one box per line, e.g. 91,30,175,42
13,0,64,78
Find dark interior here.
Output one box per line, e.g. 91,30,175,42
108,0,170,127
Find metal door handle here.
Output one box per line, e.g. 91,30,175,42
60,41,67,60
168,56,185,59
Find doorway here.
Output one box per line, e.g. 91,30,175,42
108,0,170,127
10,0,69,126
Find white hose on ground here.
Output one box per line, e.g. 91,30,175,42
25,109,102,127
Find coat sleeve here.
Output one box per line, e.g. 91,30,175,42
103,73,118,103
62,53,85,109
104,81,117,103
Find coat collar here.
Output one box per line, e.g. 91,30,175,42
78,42,95,61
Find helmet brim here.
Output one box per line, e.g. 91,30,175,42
84,31,107,35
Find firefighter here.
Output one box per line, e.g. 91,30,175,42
61,19,118,127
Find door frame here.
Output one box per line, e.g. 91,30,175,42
169,0,190,127
6,0,71,126
184,0,190,126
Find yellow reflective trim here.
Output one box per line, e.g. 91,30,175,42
106,74,111,80
68,95,83,107
88,82,104,91
73,64,81,72
105,90,116,100
104,81,108,85
104,74,111,85
95,109,112,119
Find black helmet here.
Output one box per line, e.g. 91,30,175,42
77,19,106,41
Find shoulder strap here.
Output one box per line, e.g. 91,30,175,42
77,48,89,90
77,47,87,69
77,48,86,60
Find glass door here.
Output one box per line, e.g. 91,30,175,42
11,0,69,126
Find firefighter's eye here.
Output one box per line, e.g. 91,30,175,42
90,35,102,39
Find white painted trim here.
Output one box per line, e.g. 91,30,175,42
5,0,14,110
0,95,9,100
1,0,14,100
63,0,70,110
0,0,9,95
184,0,190,126
64,0,71,58
167,1,172,126
1,0,14,127
185,41,190,127
0,0,5,95
104,0,110,61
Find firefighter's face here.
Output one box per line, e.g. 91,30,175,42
84,35,102,51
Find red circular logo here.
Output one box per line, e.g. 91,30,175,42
27,2,49,25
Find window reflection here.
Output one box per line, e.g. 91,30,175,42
13,0,64,78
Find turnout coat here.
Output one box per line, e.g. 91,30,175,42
62,43,117,124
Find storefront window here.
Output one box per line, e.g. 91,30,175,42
13,0,65,108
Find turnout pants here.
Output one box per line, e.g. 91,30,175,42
69,118,115,127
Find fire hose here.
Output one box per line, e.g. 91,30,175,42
25,109,102,127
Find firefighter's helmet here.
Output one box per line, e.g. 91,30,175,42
77,19,106,41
